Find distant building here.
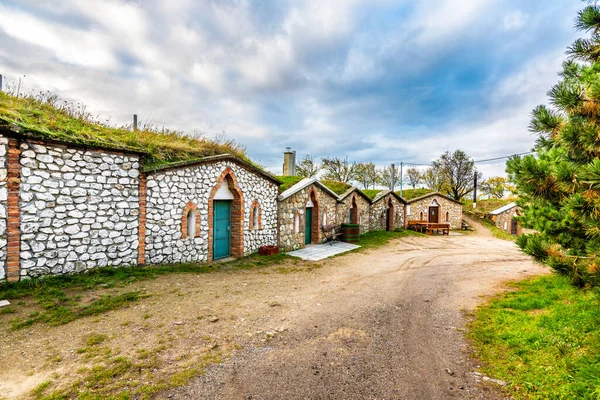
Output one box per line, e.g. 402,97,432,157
489,202,521,235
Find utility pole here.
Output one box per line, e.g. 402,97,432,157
133,114,138,131
473,173,478,208
0,74,3,92
399,161,403,197
390,163,396,191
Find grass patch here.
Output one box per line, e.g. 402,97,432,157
0,91,252,169
320,179,353,195
474,216,516,241
1,253,291,330
277,175,304,192
463,198,517,219
361,189,381,200
10,291,144,330
468,274,600,399
396,188,433,200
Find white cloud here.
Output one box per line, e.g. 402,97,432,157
503,11,527,31
0,4,117,69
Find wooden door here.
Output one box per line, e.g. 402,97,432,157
428,207,439,223
511,220,518,235
305,207,312,245
213,201,231,259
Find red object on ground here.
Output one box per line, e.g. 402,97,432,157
259,245,279,256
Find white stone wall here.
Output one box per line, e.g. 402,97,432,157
0,136,7,281
145,160,278,264
19,141,140,278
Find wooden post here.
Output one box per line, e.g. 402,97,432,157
133,114,138,131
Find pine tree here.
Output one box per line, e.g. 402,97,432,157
507,3,600,286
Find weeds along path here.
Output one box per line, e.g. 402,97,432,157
163,229,548,400
0,226,546,399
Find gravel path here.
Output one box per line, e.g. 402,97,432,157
160,222,547,400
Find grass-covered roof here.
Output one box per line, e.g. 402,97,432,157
277,175,305,192
361,189,381,200
397,188,433,200
0,91,249,168
320,179,352,196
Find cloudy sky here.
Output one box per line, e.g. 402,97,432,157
0,0,583,178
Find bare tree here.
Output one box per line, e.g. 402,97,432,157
378,164,401,190
435,150,482,201
321,157,358,183
296,154,320,178
405,167,422,189
354,162,378,189
422,165,448,192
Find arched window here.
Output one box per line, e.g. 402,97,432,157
420,211,423,220
446,212,449,222
322,209,328,226
250,200,261,231
187,209,196,237
294,211,300,234
182,201,200,239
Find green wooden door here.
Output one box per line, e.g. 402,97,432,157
305,207,312,245
213,201,231,259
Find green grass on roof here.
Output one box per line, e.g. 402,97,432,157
277,175,304,192
0,91,249,168
463,197,517,219
320,179,352,195
397,188,433,200
361,189,382,200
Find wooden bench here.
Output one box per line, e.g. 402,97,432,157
407,220,429,233
321,224,343,246
425,223,450,235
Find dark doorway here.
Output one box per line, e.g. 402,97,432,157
511,219,518,235
428,206,439,223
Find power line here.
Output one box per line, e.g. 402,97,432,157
473,151,534,163
399,151,534,167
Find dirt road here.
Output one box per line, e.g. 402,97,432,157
0,221,546,399
161,222,547,399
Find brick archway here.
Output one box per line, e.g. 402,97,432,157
386,197,395,231
350,195,358,224
208,167,244,260
307,187,320,244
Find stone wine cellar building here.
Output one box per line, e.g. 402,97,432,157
406,192,462,229
0,124,280,282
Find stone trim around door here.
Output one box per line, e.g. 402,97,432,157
138,172,147,265
207,167,244,261
6,139,20,282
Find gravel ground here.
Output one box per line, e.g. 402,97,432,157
159,219,547,400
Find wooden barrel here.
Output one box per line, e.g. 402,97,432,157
341,224,360,244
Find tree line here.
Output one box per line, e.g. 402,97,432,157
295,149,511,201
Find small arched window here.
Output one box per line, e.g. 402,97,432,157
294,212,300,234
187,209,196,237
182,201,200,239
322,209,328,226
420,211,423,220
250,201,261,231
446,212,449,222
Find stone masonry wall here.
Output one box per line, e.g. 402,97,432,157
145,160,278,264
336,193,371,233
279,184,338,252
369,193,405,231
0,137,7,281
493,207,521,235
407,195,462,229
18,141,140,278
